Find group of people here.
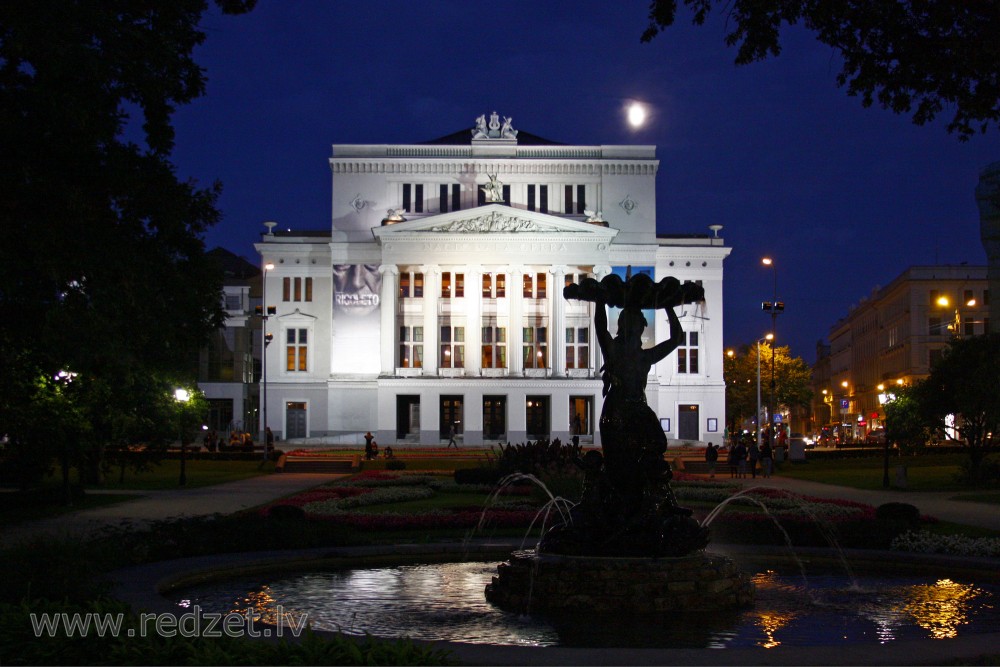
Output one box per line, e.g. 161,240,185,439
363,431,393,460
723,435,774,479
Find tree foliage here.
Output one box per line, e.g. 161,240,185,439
884,384,932,455
0,1,255,486
914,333,1000,483
641,0,1000,139
723,341,813,430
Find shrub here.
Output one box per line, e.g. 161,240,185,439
385,459,406,471
875,502,921,526
268,504,306,521
454,467,503,486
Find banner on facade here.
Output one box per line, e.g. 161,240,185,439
331,264,382,374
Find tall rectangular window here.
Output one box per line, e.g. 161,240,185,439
527,185,548,213
399,271,424,298
964,289,975,305
522,272,546,298
482,273,505,298
928,317,942,336
286,329,308,372
438,184,461,213
281,277,313,303
440,326,465,368
402,184,424,213
441,272,464,298
677,331,699,374
399,326,423,368
566,327,589,369
576,184,586,214
523,326,548,369
481,326,507,369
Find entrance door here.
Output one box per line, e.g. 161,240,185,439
440,395,463,439
483,395,506,441
678,404,699,440
569,396,593,436
285,402,307,439
526,395,550,439
396,395,420,440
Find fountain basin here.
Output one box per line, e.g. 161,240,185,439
485,549,754,614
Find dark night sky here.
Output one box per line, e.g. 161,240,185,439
171,1,1000,363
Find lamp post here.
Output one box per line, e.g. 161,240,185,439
260,261,275,461
174,388,190,486
761,258,783,445
757,334,774,451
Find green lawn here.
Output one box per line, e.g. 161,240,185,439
776,453,970,491
0,491,145,526
98,459,275,490
950,491,1000,505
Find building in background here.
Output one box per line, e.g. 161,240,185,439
197,247,261,436
255,113,731,446
813,265,989,442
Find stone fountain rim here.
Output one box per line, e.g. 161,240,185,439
109,541,1000,666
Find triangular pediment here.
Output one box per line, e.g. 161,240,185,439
372,204,618,241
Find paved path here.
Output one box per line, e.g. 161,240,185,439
4,468,998,549
719,473,1000,531
1,473,342,547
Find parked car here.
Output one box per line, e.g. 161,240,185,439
866,428,887,446
787,432,810,451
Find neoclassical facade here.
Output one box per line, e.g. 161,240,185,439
256,114,731,446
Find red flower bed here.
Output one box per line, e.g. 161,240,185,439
262,486,372,511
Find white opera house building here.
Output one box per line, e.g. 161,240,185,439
255,112,730,447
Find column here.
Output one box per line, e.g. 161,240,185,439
593,265,612,376
508,266,524,376
465,267,482,376
421,265,440,375
551,265,567,377
378,265,398,375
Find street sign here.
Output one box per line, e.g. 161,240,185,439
840,399,849,409
774,414,782,423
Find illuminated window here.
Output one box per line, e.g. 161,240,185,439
481,325,507,369
440,326,465,368
399,326,423,368
523,272,546,299
482,272,506,298
565,327,589,369
523,326,548,368
677,331,699,374
286,328,308,372
399,271,424,298
282,277,312,302
441,272,464,298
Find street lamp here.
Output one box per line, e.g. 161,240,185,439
260,260,275,461
761,258,783,445
757,334,774,452
174,387,190,486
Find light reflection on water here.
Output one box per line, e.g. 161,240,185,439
177,561,1000,649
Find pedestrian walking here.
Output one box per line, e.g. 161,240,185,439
447,422,459,448
704,442,718,479
760,440,773,477
733,441,747,478
748,441,760,479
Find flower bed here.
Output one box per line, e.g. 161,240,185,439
891,530,1000,558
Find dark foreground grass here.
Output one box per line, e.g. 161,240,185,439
776,453,970,491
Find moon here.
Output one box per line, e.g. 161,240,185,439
627,102,647,128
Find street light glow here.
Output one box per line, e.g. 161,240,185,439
264,262,275,271
174,388,190,402
761,257,773,266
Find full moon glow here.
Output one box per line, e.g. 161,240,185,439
627,103,646,128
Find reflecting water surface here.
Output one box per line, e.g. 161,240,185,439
177,561,1000,649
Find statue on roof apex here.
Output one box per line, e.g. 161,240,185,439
472,111,517,140
472,114,488,139
501,116,517,139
